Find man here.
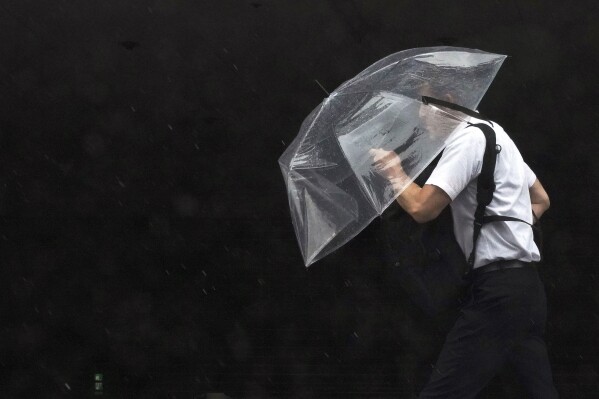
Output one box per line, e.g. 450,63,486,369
370,109,558,398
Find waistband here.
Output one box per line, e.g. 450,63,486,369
473,259,535,274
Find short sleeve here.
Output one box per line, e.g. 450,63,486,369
425,126,486,200
524,162,537,187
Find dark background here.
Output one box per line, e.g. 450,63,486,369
1,1,598,398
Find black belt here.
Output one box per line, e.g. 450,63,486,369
473,259,534,274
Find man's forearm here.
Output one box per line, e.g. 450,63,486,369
394,182,424,220
531,202,549,222
529,179,550,221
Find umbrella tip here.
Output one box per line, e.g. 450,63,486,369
314,79,330,96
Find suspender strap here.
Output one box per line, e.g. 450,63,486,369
467,123,501,268
481,215,543,262
482,215,531,225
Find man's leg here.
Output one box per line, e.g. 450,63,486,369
419,267,554,398
508,271,559,398
509,335,559,399
418,304,510,399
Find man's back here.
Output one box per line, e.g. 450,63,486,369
426,120,540,268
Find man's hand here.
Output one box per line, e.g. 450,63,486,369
369,148,411,194
369,148,450,223
369,148,406,183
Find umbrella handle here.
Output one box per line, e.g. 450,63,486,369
422,96,491,123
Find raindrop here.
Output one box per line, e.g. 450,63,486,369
64,383,71,391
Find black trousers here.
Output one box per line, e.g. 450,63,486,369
419,265,559,398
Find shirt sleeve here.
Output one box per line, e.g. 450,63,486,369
524,162,537,188
425,126,486,200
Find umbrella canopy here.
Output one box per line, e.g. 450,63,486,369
279,46,507,266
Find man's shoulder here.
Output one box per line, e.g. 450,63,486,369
451,119,510,144
446,122,488,148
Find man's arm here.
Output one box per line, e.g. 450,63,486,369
395,182,452,223
370,148,452,223
529,178,550,221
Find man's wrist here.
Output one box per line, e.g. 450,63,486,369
390,176,409,194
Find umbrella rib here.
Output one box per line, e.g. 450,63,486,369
289,97,331,173
340,62,398,91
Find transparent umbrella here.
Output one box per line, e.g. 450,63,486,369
279,46,506,266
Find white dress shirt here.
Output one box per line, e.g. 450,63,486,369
426,119,540,268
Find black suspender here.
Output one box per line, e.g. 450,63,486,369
466,123,540,269
467,122,501,268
